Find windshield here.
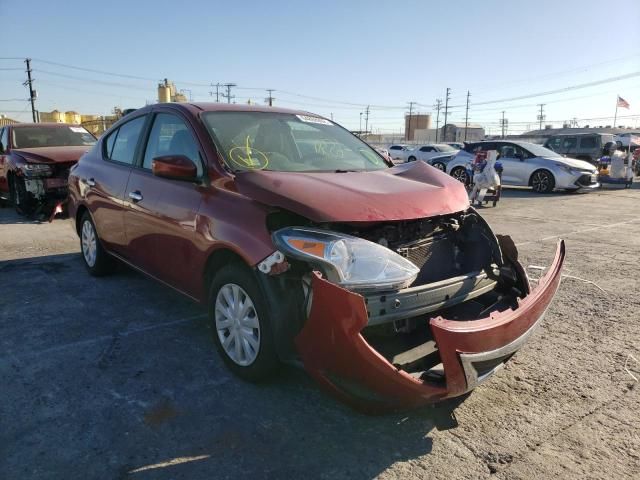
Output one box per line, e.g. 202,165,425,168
520,143,562,158
203,111,388,172
12,126,96,149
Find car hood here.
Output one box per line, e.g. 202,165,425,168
542,156,596,171
233,161,470,222
12,146,90,164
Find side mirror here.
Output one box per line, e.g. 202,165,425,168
152,155,198,181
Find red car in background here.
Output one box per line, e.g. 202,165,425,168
0,123,96,217
67,103,565,412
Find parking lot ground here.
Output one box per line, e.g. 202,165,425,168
1,184,640,479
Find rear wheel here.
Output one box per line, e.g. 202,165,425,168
408,156,416,162
208,264,279,382
451,166,470,186
80,212,116,276
530,170,555,193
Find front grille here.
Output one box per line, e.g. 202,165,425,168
576,173,595,186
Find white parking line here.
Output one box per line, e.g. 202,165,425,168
516,217,640,247
1,313,207,364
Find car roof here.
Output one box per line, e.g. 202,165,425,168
10,122,83,129
158,102,317,117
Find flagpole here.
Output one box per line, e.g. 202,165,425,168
614,95,618,127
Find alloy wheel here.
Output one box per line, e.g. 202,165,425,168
452,167,469,185
532,171,551,193
81,220,97,267
215,283,260,366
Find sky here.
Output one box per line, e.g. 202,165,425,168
1,0,639,134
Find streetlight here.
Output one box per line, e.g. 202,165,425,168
359,112,363,133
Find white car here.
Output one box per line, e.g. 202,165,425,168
407,143,459,162
445,141,599,193
387,144,414,162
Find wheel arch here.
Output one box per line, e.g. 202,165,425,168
528,168,555,187
75,204,90,237
203,246,252,296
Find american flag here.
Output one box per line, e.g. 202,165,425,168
617,96,630,109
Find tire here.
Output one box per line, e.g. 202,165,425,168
12,176,35,216
451,166,470,186
433,162,446,171
80,212,116,276
408,156,416,162
208,264,279,382
530,169,555,193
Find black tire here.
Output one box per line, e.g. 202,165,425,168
451,166,470,186
530,169,555,193
208,264,279,382
433,162,446,171
408,156,416,162
79,212,116,276
12,176,36,216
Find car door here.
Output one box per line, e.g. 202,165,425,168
0,127,8,197
88,114,148,255
496,143,525,185
124,111,205,296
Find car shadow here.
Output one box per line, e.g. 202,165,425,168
1,252,472,479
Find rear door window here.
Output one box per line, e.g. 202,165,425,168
104,115,147,164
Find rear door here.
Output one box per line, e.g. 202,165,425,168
124,110,205,296
88,114,148,255
0,128,8,196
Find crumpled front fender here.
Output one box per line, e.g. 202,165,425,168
294,240,565,413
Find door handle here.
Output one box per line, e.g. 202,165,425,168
82,177,96,187
128,191,143,202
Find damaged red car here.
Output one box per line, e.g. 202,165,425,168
0,123,96,218
67,103,565,412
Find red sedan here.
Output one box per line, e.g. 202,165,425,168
67,103,564,412
0,123,96,217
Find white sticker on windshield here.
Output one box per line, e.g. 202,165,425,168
296,114,332,125
69,126,87,133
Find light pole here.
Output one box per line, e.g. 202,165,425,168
359,112,363,133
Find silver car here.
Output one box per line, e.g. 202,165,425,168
446,141,600,193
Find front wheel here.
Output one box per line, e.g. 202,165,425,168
407,156,416,162
432,162,446,171
451,166,470,186
12,176,36,216
208,264,279,382
530,170,555,193
80,212,116,276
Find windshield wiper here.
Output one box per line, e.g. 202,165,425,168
334,169,357,173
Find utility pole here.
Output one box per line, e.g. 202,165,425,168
434,99,442,142
265,89,275,106
222,83,236,104
24,58,37,122
359,112,363,133
464,90,470,141
442,88,451,142
209,83,221,102
500,111,508,138
364,105,370,134
407,101,416,141
537,103,545,131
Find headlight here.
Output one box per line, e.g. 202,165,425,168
272,227,420,291
22,163,53,177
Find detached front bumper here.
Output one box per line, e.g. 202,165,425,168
294,240,565,412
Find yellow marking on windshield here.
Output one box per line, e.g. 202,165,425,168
229,135,269,170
